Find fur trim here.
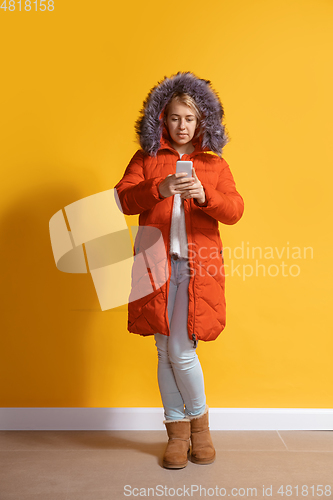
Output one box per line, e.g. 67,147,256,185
187,405,209,420
163,417,191,424
135,72,228,157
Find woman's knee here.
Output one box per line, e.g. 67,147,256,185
154,333,169,362
168,342,197,368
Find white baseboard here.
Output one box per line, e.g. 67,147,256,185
1,407,333,431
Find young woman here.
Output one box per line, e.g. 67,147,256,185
115,72,244,469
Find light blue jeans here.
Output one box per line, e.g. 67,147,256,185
154,256,206,421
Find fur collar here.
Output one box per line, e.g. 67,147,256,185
135,71,228,158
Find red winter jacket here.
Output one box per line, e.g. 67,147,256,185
115,133,244,342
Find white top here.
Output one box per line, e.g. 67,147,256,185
169,153,188,258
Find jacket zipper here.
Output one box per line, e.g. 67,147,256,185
190,154,198,348
181,155,198,349
191,221,197,349
166,206,173,337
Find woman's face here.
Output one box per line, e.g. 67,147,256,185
165,100,198,152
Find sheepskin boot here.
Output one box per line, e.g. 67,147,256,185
163,418,191,469
189,406,216,464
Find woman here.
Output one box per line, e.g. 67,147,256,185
115,71,244,469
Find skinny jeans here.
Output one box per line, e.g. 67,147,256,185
154,256,206,421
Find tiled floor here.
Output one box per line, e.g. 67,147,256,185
0,430,332,499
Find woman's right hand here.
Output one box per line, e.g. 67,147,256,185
158,173,194,198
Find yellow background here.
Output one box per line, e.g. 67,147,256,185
0,0,332,408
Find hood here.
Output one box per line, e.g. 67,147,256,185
135,71,229,158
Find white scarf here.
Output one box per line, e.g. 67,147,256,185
169,154,188,258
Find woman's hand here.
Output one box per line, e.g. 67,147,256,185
180,168,206,204
158,172,194,198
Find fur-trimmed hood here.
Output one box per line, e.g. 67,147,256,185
135,71,228,158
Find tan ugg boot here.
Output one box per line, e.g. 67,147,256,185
163,418,191,469
189,406,216,464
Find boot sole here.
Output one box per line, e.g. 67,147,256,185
162,460,188,469
191,453,216,465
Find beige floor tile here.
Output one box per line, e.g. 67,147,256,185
211,430,287,451
107,430,167,445
279,430,333,451
0,430,166,451
0,450,126,495
1,431,332,500
0,431,85,451
0,449,115,465
0,494,67,500
0,454,70,496
65,492,122,500
168,451,332,492
0,431,55,451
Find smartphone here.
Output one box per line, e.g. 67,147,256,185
176,160,193,178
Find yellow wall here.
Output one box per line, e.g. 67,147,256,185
0,0,332,408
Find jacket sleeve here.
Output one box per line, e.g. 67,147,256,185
114,150,165,216
194,158,244,225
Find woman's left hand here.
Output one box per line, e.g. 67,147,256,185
180,167,206,204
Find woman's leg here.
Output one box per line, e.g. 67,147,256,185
167,259,206,417
155,258,206,421
155,258,185,420
155,333,186,420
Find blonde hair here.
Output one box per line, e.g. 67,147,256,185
164,92,202,122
